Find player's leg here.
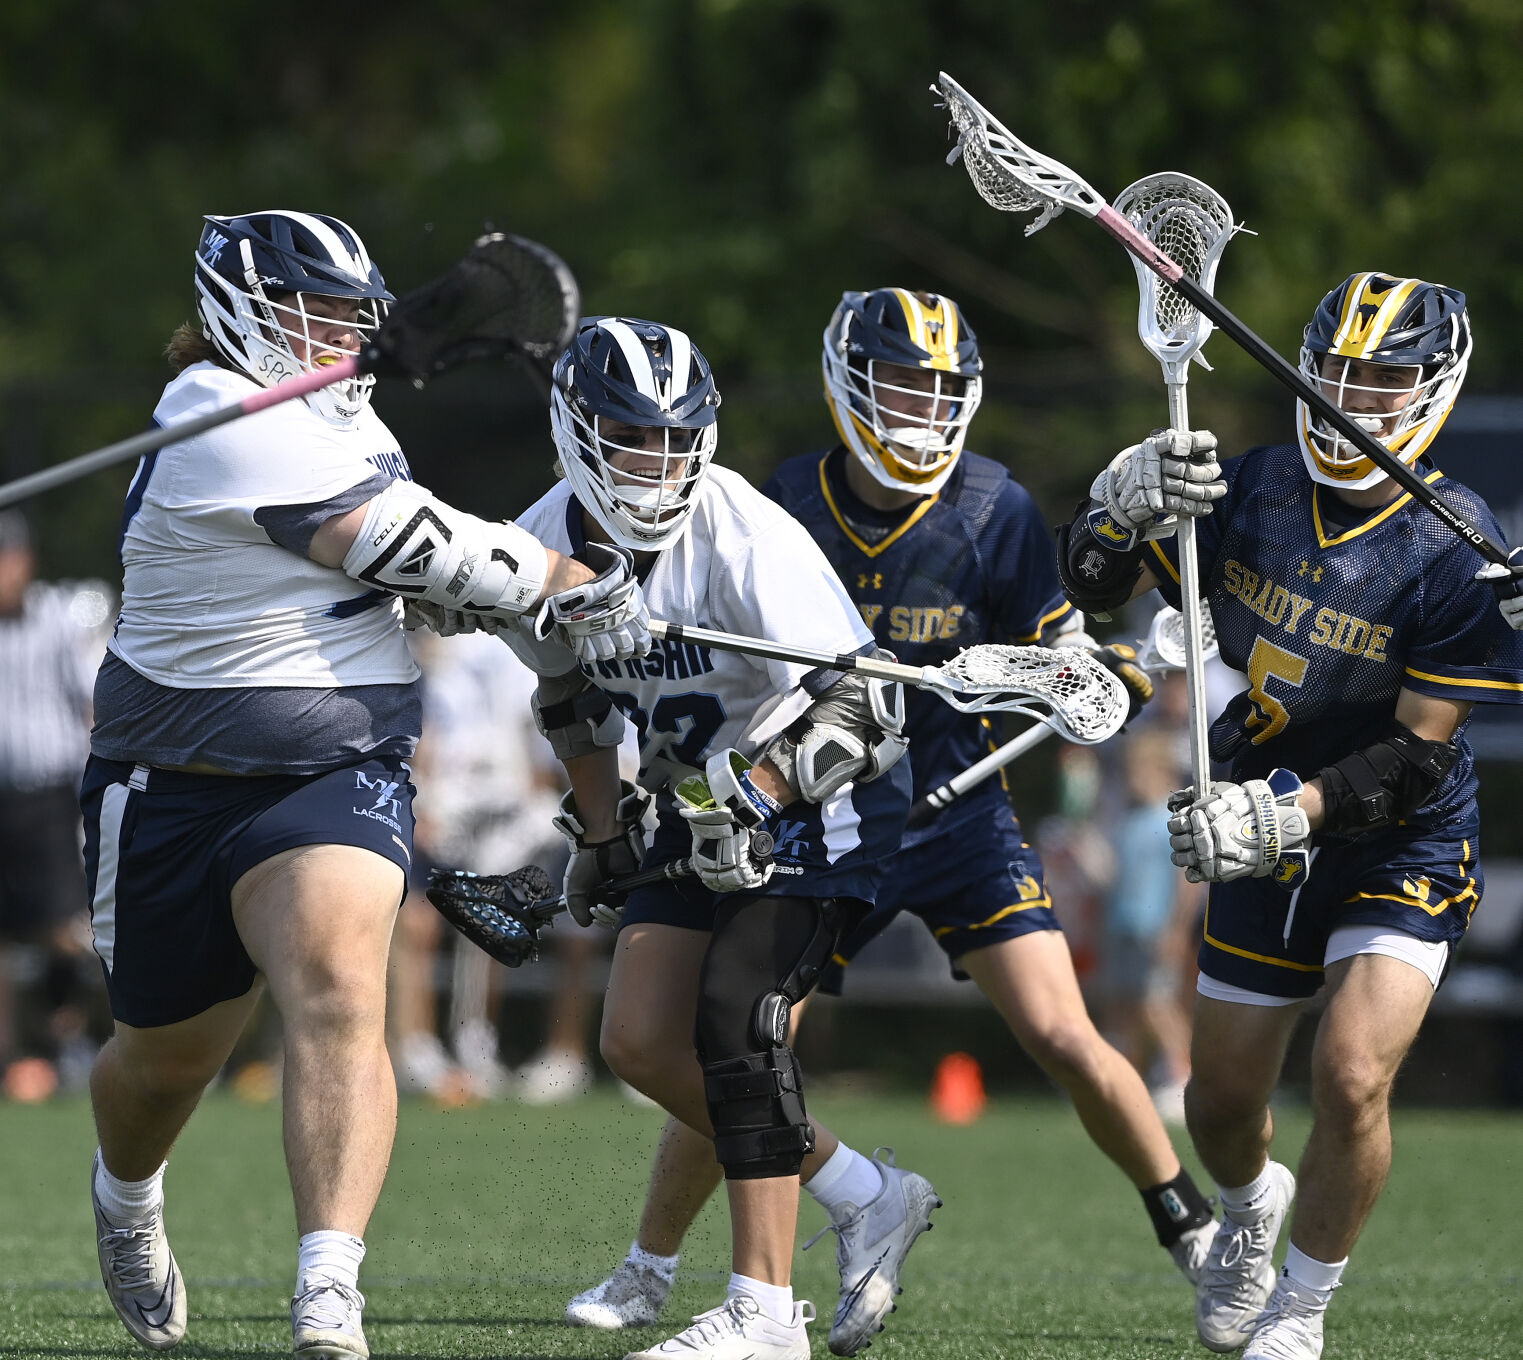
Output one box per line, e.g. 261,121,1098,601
1187,991,1303,1352
625,894,833,1360
232,840,401,1360
957,932,1216,1277
81,757,273,1352
1244,942,1440,1360
90,993,260,1351
598,921,711,1123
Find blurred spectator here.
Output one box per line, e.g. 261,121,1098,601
0,510,113,1097
1101,724,1203,1123
392,627,599,1103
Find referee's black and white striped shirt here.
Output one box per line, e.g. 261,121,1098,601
0,581,109,793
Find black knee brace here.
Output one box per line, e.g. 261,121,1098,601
697,895,843,1180
703,1042,814,1178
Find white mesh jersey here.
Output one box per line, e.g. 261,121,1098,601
507,465,873,793
111,362,419,688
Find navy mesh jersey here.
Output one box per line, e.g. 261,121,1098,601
763,448,1073,837
1147,444,1523,836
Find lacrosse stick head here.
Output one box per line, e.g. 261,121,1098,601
934,73,1108,236
1111,173,1234,382
1135,603,1218,674
366,232,580,386
933,644,1129,743
425,864,559,967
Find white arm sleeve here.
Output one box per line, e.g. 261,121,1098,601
340,481,550,617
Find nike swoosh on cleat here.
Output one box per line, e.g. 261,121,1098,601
133,1276,176,1329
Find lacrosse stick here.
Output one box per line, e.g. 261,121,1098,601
426,835,775,967
1112,171,1234,800
933,72,1520,574
648,619,1129,744
0,232,579,509
907,603,1217,826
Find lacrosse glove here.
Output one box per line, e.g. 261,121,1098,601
1167,769,1311,888
552,781,651,927
1476,546,1523,631
1088,428,1224,551
675,749,779,894
403,600,513,637
534,541,652,664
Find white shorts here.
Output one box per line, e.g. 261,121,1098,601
1196,924,1451,1008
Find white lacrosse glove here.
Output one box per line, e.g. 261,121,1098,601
1167,769,1312,888
1089,428,1224,550
1475,547,1523,631
551,781,651,928
403,600,512,637
534,542,652,664
675,749,780,894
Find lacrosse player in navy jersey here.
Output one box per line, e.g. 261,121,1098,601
504,316,917,1360
80,211,647,1359
565,289,1220,1354
1057,272,1523,1360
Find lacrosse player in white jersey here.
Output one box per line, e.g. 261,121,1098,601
80,210,649,1359
501,316,914,1360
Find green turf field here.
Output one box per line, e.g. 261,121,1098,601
3,1088,1519,1358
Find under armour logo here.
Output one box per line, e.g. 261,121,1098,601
857,572,884,590
1296,561,1325,583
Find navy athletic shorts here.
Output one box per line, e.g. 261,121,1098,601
819,789,1059,995
1199,824,1482,1000
80,754,415,1028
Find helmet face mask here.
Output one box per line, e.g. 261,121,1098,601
550,318,720,552
1296,272,1471,490
194,211,394,424
823,288,983,494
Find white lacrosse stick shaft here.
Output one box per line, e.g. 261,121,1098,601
1171,386,1212,802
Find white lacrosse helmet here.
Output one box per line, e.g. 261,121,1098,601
550,317,721,552
822,288,984,495
194,210,394,425
1296,272,1471,490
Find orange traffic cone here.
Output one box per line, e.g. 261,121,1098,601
930,1051,986,1125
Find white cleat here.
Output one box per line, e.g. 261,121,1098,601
291,1280,369,1358
803,1148,941,1357
1242,1276,1327,1360
622,1294,814,1360
1196,1162,1296,1353
1169,1217,1221,1287
566,1259,672,1329
91,1152,187,1351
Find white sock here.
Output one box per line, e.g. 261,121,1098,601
1283,1243,1346,1298
804,1142,884,1219
1218,1165,1278,1222
297,1230,366,1293
94,1154,166,1225
729,1272,794,1325
629,1241,679,1286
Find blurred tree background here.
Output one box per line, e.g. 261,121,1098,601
5,0,1521,578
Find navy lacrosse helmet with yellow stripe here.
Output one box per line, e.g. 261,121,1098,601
1296,272,1471,490
823,288,983,494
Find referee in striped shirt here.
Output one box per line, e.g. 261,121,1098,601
0,510,102,1088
